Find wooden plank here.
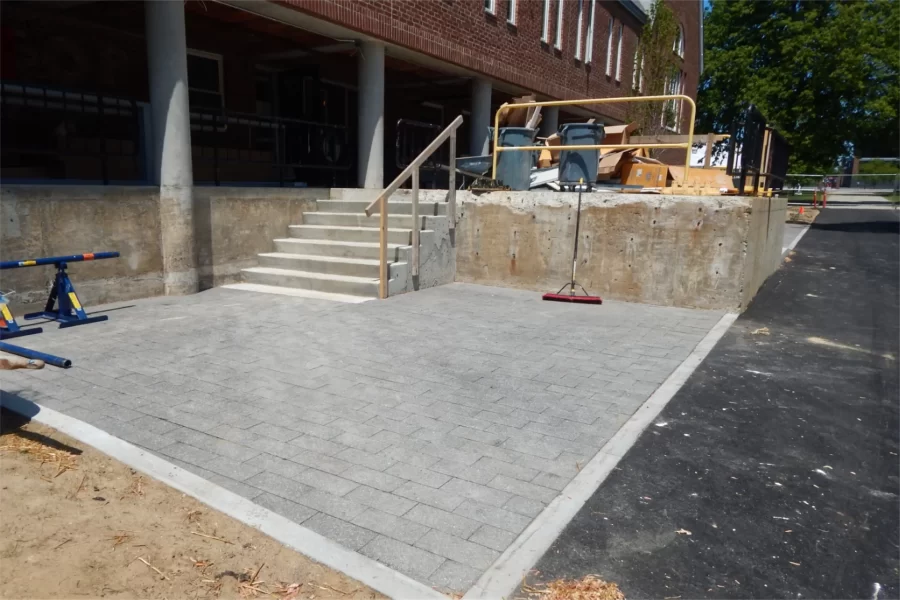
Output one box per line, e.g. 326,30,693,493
411,169,419,278
379,197,388,299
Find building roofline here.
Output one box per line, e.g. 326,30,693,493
618,0,649,24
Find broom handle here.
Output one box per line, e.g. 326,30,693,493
571,183,583,295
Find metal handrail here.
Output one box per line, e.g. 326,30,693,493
365,114,464,299
490,94,697,183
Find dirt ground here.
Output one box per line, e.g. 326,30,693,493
0,409,384,600
786,206,819,224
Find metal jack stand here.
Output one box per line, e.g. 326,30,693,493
0,292,43,340
24,260,110,328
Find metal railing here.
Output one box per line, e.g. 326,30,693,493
365,115,464,299
0,81,146,184
490,94,697,182
190,109,351,187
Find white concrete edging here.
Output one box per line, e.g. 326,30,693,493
463,311,740,600
0,394,445,600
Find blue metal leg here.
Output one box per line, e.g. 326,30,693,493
23,262,108,328
0,294,43,339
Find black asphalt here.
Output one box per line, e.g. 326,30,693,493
527,209,900,599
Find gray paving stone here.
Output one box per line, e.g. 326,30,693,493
246,471,313,500
166,428,260,462
293,489,368,522
336,447,396,471
204,455,265,482
296,467,358,496
379,445,440,469
429,459,497,485
351,508,430,545
531,471,570,491
158,442,217,466
488,474,558,503
289,448,352,475
247,453,309,480
206,473,265,500
340,464,404,492
468,523,519,552
441,477,513,507
360,535,444,581
345,485,417,517
254,492,317,523
247,422,300,442
289,434,346,457
385,462,450,488
405,503,481,538
415,529,499,570
428,560,483,593
474,457,540,482
303,513,377,550
333,432,392,454
394,481,465,512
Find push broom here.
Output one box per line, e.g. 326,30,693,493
542,180,602,305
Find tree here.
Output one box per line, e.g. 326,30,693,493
697,0,900,174
627,0,680,152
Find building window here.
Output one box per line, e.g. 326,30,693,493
585,0,596,63
575,0,584,60
541,0,550,42
507,0,516,24
632,48,640,91
554,0,564,50
605,18,614,76
664,71,685,131
484,0,496,15
674,23,685,58
187,50,224,109
615,24,624,81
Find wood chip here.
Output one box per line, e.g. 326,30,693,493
136,556,169,580
751,327,771,335
675,529,692,535
191,531,233,544
523,575,624,600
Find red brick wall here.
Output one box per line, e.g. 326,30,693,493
281,0,669,123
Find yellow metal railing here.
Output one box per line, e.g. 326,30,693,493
491,94,697,183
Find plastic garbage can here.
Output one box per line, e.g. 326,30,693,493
495,127,537,190
558,123,605,184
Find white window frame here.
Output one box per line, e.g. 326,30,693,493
632,47,640,91
585,0,596,63
187,48,225,108
674,23,685,58
664,71,685,132
541,0,550,42
575,0,584,60
554,0,564,50
484,0,496,15
615,24,624,81
605,18,614,76
507,0,517,25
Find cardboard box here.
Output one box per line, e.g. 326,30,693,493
621,162,669,187
601,122,639,152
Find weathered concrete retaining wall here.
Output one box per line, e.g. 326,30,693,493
0,185,326,312
194,187,322,288
455,191,786,311
1,186,164,311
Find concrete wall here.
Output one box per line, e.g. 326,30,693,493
0,185,325,312
454,191,785,311
0,186,164,312
194,188,322,288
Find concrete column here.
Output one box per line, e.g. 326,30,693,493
357,41,384,189
539,106,560,137
145,1,197,295
470,78,492,156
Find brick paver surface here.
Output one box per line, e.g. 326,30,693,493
1,283,723,593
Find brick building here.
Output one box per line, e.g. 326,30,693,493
0,0,701,189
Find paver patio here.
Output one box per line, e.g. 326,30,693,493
1,283,723,593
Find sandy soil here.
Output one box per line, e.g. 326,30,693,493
786,206,819,224
0,410,384,600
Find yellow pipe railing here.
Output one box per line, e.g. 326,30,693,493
490,94,697,183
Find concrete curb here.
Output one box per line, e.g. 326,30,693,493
0,394,445,600
463,311,740,600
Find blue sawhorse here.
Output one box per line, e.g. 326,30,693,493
0,293,43,340
24,261,109,328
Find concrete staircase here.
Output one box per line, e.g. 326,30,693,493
228,198,448,302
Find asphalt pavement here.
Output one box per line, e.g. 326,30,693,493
525,209,900,599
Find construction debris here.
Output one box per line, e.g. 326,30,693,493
523,575,625,600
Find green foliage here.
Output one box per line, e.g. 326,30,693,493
857,160,900,175
697,0,900,173
628,0,680,146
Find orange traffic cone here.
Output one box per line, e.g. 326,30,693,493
799,206,804,214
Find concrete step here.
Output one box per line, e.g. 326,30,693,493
303,211,418,229
316,199,448,216
222,283,372,304
258,252,403,278
272,238,407,261
242,266,380,297
289,224,420,245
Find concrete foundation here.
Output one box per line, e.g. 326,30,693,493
454,191,786,311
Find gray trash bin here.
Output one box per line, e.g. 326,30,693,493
558,123,605,184
495,127,537,190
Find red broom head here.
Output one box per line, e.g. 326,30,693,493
542,293,603,304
